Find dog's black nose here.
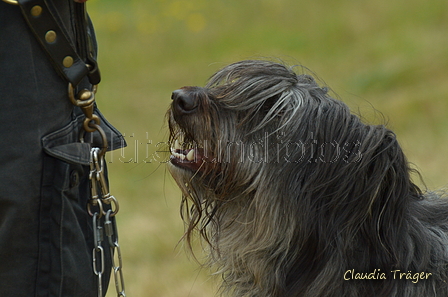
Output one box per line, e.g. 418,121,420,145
171,88,199,114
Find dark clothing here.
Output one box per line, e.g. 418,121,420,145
0,1,125,295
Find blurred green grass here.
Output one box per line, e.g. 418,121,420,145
85,0,448,296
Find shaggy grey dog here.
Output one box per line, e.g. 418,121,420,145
167,60,448,297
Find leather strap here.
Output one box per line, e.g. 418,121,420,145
17,0,100,86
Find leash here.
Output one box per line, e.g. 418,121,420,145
4,0,126,296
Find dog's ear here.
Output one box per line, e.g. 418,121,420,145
356,130,422,264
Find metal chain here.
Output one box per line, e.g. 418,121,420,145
69,84,127,296
89,147,127,297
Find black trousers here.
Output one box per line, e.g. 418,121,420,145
0,1,125,296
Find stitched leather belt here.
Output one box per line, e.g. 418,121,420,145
12,0,100,86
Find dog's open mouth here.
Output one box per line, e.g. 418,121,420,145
170,139,205,172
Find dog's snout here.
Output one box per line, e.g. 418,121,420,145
172,89,199,114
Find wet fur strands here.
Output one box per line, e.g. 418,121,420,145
167,60,448,297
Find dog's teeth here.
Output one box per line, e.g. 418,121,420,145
174,139,181,150
186,149,195,161
173,151,184,160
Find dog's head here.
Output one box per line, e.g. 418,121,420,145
167,60,420,258
168,60,365,195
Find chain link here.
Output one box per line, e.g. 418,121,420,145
106,209,126,296
92,212,105,297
